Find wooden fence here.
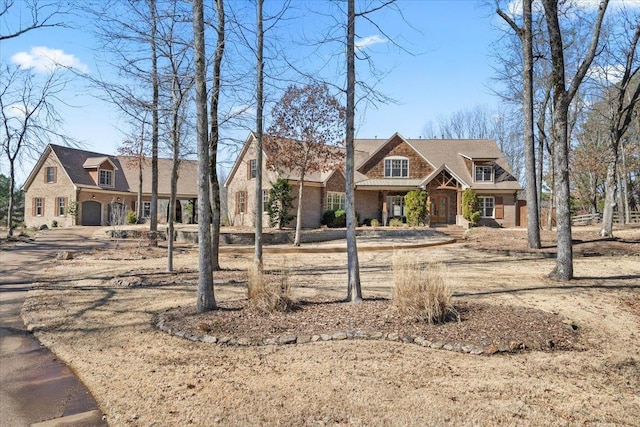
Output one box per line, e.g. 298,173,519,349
571,211,640,226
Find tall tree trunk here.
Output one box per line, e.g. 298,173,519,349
7,162,15,237
149,0,159,235
600,137,618,236
254,0,264,267
542,0,608,280
193,0,215,312
168,158,178,272
345,0,362,302
522,0,541,248
293,173,305,247
209,0,225,271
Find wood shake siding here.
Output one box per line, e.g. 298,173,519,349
358,138,433,178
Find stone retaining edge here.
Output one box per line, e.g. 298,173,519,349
155,311,536,356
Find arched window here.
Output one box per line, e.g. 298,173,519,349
384,156,409,178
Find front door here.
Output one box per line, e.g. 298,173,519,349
431,195,448,224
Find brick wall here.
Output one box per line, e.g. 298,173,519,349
25,154,77,228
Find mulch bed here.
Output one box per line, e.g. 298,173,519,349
162,297,581,354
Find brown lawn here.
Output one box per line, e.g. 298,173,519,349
21,225,640,426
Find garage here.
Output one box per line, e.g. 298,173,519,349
81,200,102,226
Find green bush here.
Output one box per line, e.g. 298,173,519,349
267,177,295,229
332,210,347,228
370,218,380,227
321,209,336,227
389,217,404,227
126,210,138,225
462,189,481,226
405,190,429,226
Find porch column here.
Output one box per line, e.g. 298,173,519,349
456,190,462,216
381,190,388,226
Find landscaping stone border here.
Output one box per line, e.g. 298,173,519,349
155,311,547,356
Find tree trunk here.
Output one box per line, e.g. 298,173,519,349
7,161,15,237
522,0,541,248
209,0,225,272
193,0,216,312
345,0,362,303
254,0,264,267
167,160,178,272
293,174,305,247
149,0,159,236
600,137,617,237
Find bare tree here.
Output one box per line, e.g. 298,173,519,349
209,0,226,272
542,0,609,280
266,83,345,247
117,113,150,222
193,0,216,312
597,17,640,237
0,0,70,41
254,0,264,269
345,0,361,302
0,63,72,237
497,0,541,249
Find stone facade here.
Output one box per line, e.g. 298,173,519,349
358,136,434,179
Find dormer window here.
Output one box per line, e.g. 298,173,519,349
99,169,114,186
474,165,493,182
384,156,409,178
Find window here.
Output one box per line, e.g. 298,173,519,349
46,166,56,183
479,196,495,218
475,165,493,182
327,192,346,211
57,197,66,216
142,201,151,218
99,169,113,186
249,159,257,179
34,198,43,216
384,157,409,178
388,195,405,217
236,191,247,214
262,189,269,213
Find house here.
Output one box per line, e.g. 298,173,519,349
22,144,199,228
224,132,522,228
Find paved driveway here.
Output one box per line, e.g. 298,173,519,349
0,227,108,427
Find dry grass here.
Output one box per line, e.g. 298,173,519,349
247,260,295,314
392,251,458,324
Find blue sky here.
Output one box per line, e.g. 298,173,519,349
1,0,518,184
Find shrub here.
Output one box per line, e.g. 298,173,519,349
332,209,346,227
392,252,458,324
51,220,58,228
370,218,380,227
321,209,336,227
126,210,137,225
247,262,294,314
462,188,481,226
267,177,295,229
404,190,429,226
389,217,404,227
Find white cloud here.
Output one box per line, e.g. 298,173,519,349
11,46,88,74
355,35,387,51
587,64,626,83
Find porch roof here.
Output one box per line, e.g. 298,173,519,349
355,178,423,188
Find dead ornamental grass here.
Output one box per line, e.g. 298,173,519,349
392,251,458,324
19,229,640,426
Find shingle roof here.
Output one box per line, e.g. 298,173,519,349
48,144,198,196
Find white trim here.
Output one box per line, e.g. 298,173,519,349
478,196,495,218
384,156,409,178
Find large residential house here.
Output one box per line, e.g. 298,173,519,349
225,132,522,228
22,144,198,228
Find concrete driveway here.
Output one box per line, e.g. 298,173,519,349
0,227,108,427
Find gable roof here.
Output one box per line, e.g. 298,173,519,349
224,132,521,192
23,144,198,196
